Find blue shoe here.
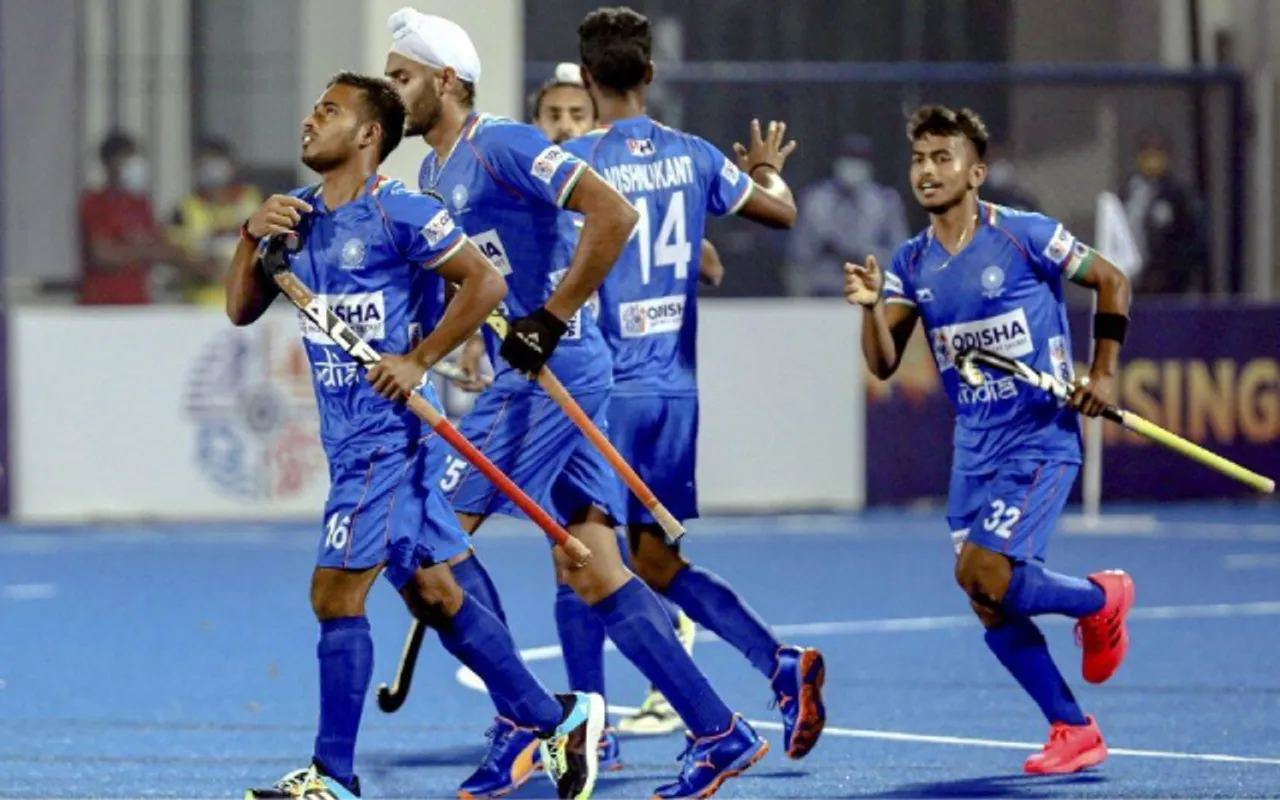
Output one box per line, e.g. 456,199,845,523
652,715,768,799
599,727,624,772
457,717,541,799
540,691,606,800
246,760,360,799
771,646,826,759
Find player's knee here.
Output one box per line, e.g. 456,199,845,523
968,597,1006,628
403,565,464,627
310,567,373,620
629,530,686,592
954,544,1012,609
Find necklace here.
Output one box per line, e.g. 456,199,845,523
424,117,469,192
933,213,978,271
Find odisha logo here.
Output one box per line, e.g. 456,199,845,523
184,323,322,501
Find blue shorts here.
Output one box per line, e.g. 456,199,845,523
608,394,698,526
317,436,471,591
946,458,1079,563
440,387,624,527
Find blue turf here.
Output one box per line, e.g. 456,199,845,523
2,503,1280,798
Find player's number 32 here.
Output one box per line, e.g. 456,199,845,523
982,500,1022,539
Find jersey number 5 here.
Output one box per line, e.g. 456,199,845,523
633,190,692,285
982,499,1022,539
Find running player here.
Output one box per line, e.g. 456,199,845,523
227,72,602,800
528,59,699,742
845,104,1136,774
561,5,827,761
384,9,768,800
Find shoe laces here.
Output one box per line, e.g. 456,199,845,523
482,720,516,754
273,766,322,796
1046,724,1072,748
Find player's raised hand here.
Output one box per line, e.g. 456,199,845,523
1069,373,1117,418
368,353,428,402
246,194,313,240
844,256,883,307
733,119,798,176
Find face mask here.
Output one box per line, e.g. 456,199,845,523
119,156,149,193
834,157,872,188
197,158,234,190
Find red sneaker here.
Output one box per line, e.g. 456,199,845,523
1023,716,1108,774
1075,570,1136,684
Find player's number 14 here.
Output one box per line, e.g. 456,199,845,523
633,191,691,285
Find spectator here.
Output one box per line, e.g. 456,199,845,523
981,143,1041,213
1121,133,1208,294
170,137,263,306
786,134,908,297
79,131,190,305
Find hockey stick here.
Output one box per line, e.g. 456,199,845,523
485,311,686,542
259,235,593,711
955,347,1275,494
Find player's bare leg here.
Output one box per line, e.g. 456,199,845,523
403,556,604,800
248,566,380,799
628,526,827,759
955,541,1129,774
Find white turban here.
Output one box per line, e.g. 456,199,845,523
554,62,584,86
387,7,482,84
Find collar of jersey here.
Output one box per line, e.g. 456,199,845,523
925,200,997,246
309,173,386,214
423,113,484,189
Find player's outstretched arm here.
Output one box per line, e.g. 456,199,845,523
548,170,640,321
226,194,312,326
846,255,918,379
733,119,798,229
699,239,725,287
1069,251,1131,416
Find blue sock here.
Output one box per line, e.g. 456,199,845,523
452,554,507,625
1004,562,1105,619
314,616,373,787
985,617,1087,726
666,565,781,678
618,530,683,629
555,583,607,699
594,578,733,737
438,594,563,732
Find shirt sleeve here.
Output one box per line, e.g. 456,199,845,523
693,136,754,217
881,246,916,307
1021,212,1095,282
383,191,468,270
481,123,590,209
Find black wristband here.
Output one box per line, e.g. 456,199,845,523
241,219,260,243
530,306,568,338
1093,312,1129,345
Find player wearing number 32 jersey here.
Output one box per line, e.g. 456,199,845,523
846,105,1136,776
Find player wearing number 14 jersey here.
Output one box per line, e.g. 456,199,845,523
562,7,829,786
846,105,1136,775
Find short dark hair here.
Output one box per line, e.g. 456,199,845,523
99,130,137,164
528,79,595,121
327,71,406,163
578,6,652,94
907,105,989,160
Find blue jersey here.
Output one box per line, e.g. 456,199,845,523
418,113,612,393
563,117,753,396
882,202,1090,472
286,175,466,457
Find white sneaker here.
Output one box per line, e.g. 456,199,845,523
675,609,697,657
617,688,685,736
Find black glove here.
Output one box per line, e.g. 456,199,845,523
499,306,568,375
259,231,301,278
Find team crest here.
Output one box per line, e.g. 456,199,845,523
340,238,366,271
452,184,469,210
622,303,647,336
980,265,1005,299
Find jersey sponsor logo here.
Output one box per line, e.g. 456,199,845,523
931,308,1034,371
300,292,386,345
422,208,456,247
340,238,366,271
183,322,323,501
619,294,685,338
312,348,360,389
1043,223,1075,265
916,287,935,304
531,145,572,184
1048,335,1073,383
720,158,742,185
470,230,513,275
884,271,905,296
980,264,1006,299
957,374,1019,406
627,138,656,157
